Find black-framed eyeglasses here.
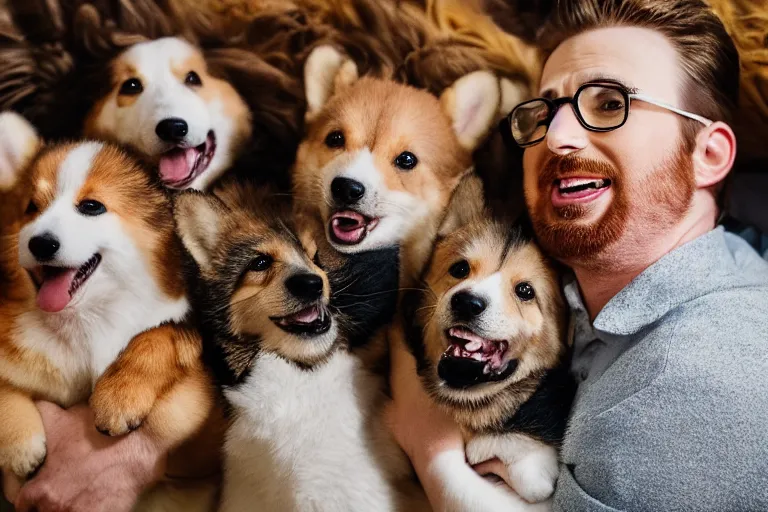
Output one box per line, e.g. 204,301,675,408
502,82,713,148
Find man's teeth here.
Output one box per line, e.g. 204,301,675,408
558,178,610,193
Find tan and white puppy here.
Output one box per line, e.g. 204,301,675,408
293,45,520,285
0,112,219,511
395,196,575,511
85,37,252,191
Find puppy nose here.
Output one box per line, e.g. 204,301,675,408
286,273,324,301
331,177,365,205
28,233,60,262
155,118,188,143
451,291,487,319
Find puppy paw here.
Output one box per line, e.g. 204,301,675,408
466,433,559,504
90,377,158,436
506,456,558,503
0,433,47,479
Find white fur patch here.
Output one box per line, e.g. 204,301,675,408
220,351,417,512
466,433,559,504
429,450,552,512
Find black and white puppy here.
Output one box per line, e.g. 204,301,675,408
173,181,430,512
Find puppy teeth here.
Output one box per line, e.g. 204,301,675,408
465,340,483,352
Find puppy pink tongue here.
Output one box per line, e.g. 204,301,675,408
293,306,320,324
158,148,197,184
37,269,77,313
331,211,367,244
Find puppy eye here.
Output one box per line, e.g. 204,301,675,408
515,282,535,301
185,71,202,87
448,260,470,279
77,199,107,216
394,151,418,171
119,78,143,96
325,130,345,149
25,200,38,215
248,254,273,272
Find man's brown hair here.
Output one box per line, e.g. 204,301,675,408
537,0,740,151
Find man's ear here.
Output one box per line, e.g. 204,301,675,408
303,44,359,123
691,120,736,189
0,111,41,192
439,70,501,151
437,173,486,238
173,190,230,271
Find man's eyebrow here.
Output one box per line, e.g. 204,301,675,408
581,73,639,94
539,74,640,98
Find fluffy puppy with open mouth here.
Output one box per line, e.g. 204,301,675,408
174,182,431,512
292,44,521,285
0,111,221,511
397,198,575,509
84,36,252,191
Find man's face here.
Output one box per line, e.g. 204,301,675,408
522,26,695,266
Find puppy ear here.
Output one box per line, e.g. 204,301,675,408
0,111,41,192
440,70,501,151
173,190,230,271
303,45,359,123
437,173,486,237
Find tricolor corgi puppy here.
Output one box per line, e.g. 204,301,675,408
174,182,431,512
0,112,219,511
293,44,519,286
395,199,575,510
84,37,252,191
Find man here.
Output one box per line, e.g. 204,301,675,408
388,0,768,511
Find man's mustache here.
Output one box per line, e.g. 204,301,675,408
538,154,618,191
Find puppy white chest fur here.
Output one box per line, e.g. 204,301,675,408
221,351,411,512
3,294,188,407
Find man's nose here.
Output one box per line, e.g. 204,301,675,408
546,104,589,156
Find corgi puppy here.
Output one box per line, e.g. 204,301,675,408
292,44,520,286
174,182,430,512
84,37,252,191
0,112,219,511
395,199,575,510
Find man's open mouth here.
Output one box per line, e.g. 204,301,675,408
328,210,380,245
158,130,216,189
437,326,517,389
551,177,612,207
271,304,332,336
30,254,102,314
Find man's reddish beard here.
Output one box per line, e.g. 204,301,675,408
527,148,695,264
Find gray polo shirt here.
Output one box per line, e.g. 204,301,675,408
552,226,768,512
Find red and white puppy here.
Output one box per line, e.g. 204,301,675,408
0,112,219,511
85,37,252,191
293,45,520,285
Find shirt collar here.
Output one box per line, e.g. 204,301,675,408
564,227,748,336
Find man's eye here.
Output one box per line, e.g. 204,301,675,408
601,100,624,111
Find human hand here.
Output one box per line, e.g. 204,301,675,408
9,401,166,512
385,337,465,470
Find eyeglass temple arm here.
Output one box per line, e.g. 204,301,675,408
629,93,713,126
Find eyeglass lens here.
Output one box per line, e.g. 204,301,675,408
510,85,628,146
